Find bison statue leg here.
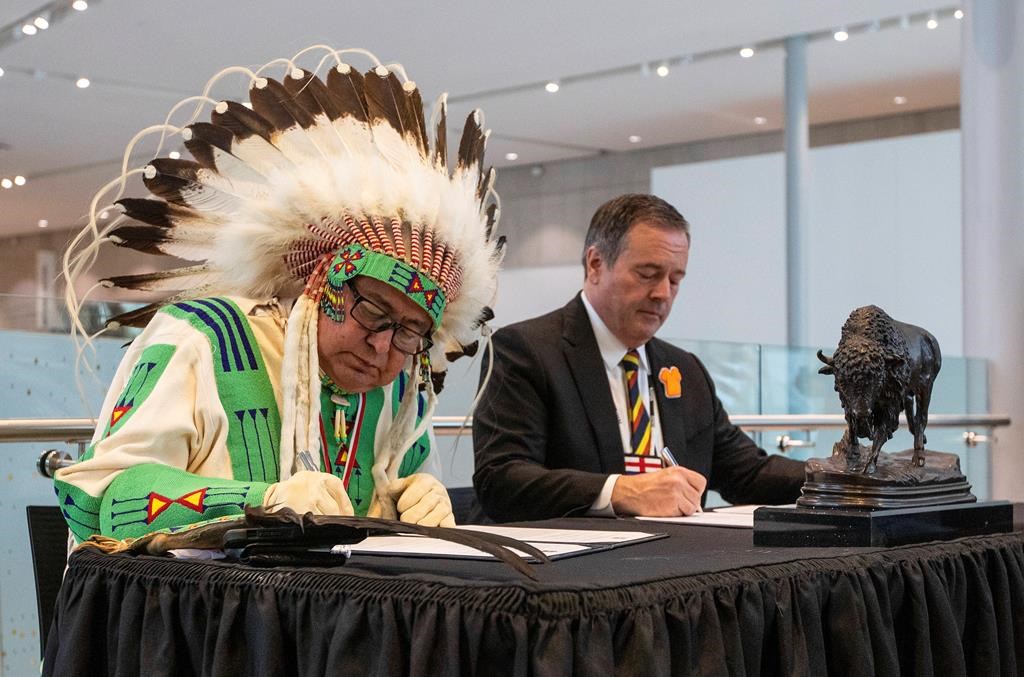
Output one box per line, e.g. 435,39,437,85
910,386,933,467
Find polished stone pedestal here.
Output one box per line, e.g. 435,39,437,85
753,501,1014,547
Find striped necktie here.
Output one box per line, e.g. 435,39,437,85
620,349,652,455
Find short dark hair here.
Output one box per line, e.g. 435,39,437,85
582,194,689,267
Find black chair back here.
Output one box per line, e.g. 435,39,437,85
449,486,491,525
26,505,67,658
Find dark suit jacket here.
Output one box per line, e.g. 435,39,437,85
472,294,805,522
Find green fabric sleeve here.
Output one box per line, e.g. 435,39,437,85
98,463,270,539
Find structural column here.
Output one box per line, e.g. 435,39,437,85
961,1,1024,499
784,35,809,348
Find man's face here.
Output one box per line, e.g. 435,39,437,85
584,221,689,349
317,275,432,393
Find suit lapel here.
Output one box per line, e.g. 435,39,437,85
647,339,688,462
562,295,624,473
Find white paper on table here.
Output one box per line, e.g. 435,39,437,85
636,512,756,528
456,525,660,545
339,535,592,560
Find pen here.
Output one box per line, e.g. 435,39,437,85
298,449,318,472
658,446,702,513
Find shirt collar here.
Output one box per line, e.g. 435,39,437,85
580,290,650,373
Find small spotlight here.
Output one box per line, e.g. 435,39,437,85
544,81,560,93
504,152,518,161
926,13,938,29
72,0,89,9
38,219,49,228
0,179,12,189
21,24,38,36
833,28,849,42
754,117,767,125
656,63,670,77
33,16,49,30
893,96,907,105
739,47,754,58
954,9,964,20
0,67,4,77
14,175,26,186
168,151,181,160
628,135,642,144
76,77,90,89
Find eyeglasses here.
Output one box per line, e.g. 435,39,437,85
347,283,434,355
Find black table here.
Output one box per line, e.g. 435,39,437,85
43,517,1024,676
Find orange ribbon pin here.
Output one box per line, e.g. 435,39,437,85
658,366,682,398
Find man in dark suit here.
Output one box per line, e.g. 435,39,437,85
473,194,804,522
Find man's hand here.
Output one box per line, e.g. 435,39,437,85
610,467,707,516
386,474,455,527
263,471,355,516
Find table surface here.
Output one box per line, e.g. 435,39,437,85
43,508,1024,677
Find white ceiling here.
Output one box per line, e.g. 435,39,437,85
0,0,961,236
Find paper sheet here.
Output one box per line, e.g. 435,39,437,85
456,525,659,545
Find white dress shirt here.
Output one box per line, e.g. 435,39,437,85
580,291,664,515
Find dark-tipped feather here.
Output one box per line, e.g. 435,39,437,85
403,84,429,156
116,198,197,228
456,110,486,174
183,123,236,170
103,264,210,292
325,66,369,123
484,203,498,240
210,101,276,141
282,69,340,121
250,77,316,132
434,98,448,170
363,68,408,136
105,302,163,329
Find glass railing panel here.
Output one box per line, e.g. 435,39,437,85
0,293,142,338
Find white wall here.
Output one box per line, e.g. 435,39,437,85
651,130,963,352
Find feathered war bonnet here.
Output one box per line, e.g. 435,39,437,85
62,46,504,519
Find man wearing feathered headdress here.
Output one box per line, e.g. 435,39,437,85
54,47,503,543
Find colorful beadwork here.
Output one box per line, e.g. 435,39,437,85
323,244,447,328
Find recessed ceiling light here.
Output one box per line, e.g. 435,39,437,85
14,175,26,186
954,9,964,20
754,117,767,125
545,81,560,93
0,179,12,189
76,77,90,89
21,23,38,36
38,219,49,228
628,135,642,144
0,67,5,77
504,152,518,161
168,151,181,160
926,12,938,29
893,96,907,105
655,64,670,77
33,16,49,30
739,47,754,58
72,0,89,10
833,28,849,42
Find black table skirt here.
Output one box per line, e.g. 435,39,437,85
43,519,1024,677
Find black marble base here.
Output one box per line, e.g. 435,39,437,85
753,501,1014,547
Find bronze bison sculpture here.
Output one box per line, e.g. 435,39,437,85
817,305,941,473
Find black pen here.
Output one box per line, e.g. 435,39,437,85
659,446,702,513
